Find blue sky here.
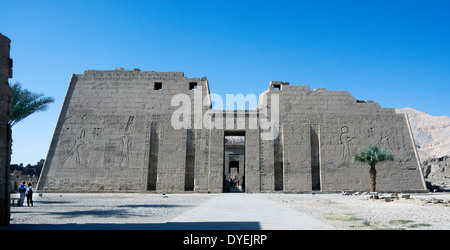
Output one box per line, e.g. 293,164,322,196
2,0,450,165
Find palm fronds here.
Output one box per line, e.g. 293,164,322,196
9,82,55,127
352,145,394,167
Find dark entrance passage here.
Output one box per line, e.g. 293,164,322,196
224,131,245,193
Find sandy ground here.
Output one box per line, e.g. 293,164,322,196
265,192,450,230
4,192,449,230
8,192,213,225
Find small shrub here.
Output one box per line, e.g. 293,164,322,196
408,223,432,228
389,220,414,225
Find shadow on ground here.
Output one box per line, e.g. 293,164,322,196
1,221,261,230
118,204,189,208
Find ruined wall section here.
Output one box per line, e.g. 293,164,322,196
273,85,426,192
38,70,210,192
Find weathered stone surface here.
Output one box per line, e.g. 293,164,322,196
422,155,450,191
401,194,410,199
37,69,427,193
0,33,12,225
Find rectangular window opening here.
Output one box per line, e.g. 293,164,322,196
189,82,197,90
154,82,162,90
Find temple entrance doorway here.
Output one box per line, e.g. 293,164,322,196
224,131,245,193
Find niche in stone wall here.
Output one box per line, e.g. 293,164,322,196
310,124,321,191
147,123,159,190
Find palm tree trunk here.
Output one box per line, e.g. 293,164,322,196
370,165,377,192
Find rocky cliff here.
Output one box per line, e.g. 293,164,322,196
396,108,450,190
396,108,450,162
422,156,450,191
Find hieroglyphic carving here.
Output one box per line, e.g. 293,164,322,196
125,116,134,132
375,115,397,157
59,115,88,168
339,126,355,164
93,128,102,138
39,70,425,193
61,127,86,167
120,116,134,165
102,115,137,167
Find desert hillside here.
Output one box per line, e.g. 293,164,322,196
396,108,450,162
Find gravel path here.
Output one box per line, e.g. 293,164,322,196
3,192,449,230
169,193,335,229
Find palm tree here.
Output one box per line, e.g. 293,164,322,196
9,82,55,127
352,145,395,192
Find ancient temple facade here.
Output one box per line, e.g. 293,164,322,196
37,69,427,193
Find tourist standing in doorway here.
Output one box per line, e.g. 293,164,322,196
18,182,27,206
26,183,34,206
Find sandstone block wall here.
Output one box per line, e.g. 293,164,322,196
37,69,426,193
38,70,211,192
0,33,12,225
263,83,426,192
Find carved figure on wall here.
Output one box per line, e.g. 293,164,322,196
61,127,87,167
339,126,353,163
120,132,132,166
119,116,134,166
375,115,397,157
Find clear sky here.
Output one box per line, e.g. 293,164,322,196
1,0,450,165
